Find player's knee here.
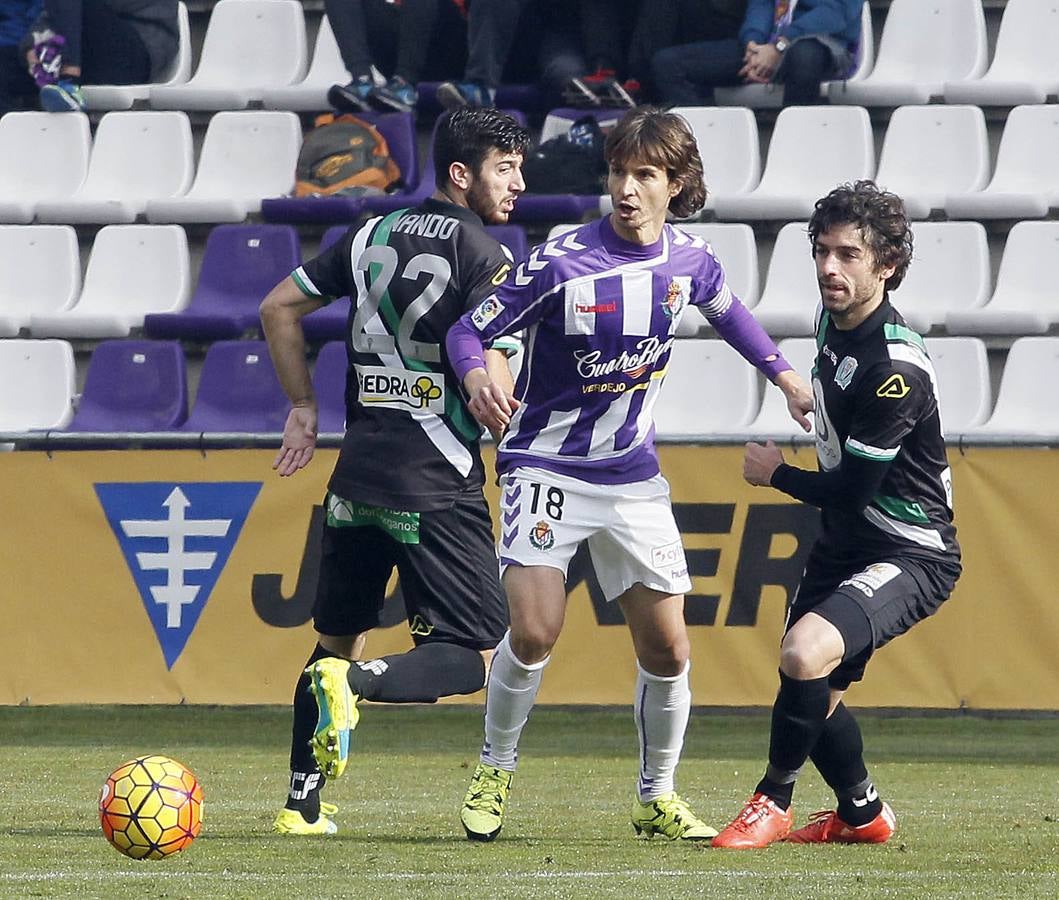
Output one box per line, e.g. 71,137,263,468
508,627,556,666
778,640,832,680
638,635,690,678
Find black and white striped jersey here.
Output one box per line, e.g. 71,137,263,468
293,198,514,511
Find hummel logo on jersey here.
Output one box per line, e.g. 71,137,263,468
876,373,910,398
95,482,261,669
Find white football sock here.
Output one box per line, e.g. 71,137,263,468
480,632,548,771
634,660,691,802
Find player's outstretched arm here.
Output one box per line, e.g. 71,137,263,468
260,276,324,476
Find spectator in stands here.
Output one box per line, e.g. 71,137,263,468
0,0,42,115
327,0,467,115
436,0,585,110
652,0,863,108
625,0,747,101
561,0,641,108
23,0,179,112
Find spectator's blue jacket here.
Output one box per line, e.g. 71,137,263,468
739,0,863,48
1,0,43,47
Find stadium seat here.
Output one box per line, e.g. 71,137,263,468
925,337,991,434
144,224,300,339
965,337,1059,435
712,106,874,221
0,338,76,431
146,111,302,223
150,0,308,110
301,225,351,342
66,340,188,431
946,222,1059,336
830,0,987,106
486,224,529,263
944,0,1059,106
874,105,989,220
30,225,190,339
262,15,351,111
891,222,991,335
81,2,192,110
0,112,90,224
746,222,817,337
944,105,1059,220
654,339,760,437
260,111,418,225
35,112,193,224
668,107,760,214
313,340,347,433
744,337,817,437
714,2,874,108
0,225,80,337
183,340,290,433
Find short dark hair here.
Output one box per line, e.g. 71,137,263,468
603,107,707,219
808,180,914,291
433,107,530,188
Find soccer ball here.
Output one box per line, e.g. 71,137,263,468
99,755,204,860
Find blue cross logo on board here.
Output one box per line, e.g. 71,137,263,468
95,482,262,669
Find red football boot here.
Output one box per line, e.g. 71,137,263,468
711,792,793,849
785,802,897,844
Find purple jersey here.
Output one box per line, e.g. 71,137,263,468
448,217,790,484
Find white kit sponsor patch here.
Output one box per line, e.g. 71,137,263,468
651,539,686,570
471,296,505,330
840,562,902,598
355,364,446,413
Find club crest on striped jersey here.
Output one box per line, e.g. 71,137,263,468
471,295,505,330
662,278,690,319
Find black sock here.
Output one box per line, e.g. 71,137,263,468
810,702,882,826
284,643,338,817
755,671,831,810
346,642,486,703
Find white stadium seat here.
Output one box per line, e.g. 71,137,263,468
745,222,818,337
744,337,817,437
30,225,190,339
831,0,987,106
81,2,193,110
35,112,193,224
966,338,1059,436
0,112,90,224
150,0,308,110
944,0,1059,106
670,107,760,212
0,339,76,431
714,2,874,108
672,223,759,337
145,112,302,223
891,222,991,335
875,105,989,220
0,226,80,337
925,337,992,434
654,339,760,437
263,15,352,111
945,105,1059,220
712,106,874,221
946,222,1059,336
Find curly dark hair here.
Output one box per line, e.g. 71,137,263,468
433,107,530,188
603,107,707,219
807,180,914,291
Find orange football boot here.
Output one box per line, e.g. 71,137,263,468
785,802,896,844
711,792,793,849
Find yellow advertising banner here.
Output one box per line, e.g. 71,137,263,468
1,446,1055,709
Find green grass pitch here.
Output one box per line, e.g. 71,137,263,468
1,706,1057,898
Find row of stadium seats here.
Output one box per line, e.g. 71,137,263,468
4,218,1053,342
4,101,1056,227
0,222,526,341
3,335,1057,437
82,0,1059,113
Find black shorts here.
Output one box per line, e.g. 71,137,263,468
313,489,508,651
787,548,961,690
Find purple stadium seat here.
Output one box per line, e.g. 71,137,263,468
66,340,188,431
144,225,300,340
313,340,348,433
261,111,419,224
183,340,289,432
301,225,353,342
485,224,529,262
